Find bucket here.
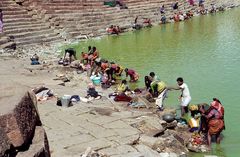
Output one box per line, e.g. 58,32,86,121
188,118,200,128
92,77,101,85
61,95,71,107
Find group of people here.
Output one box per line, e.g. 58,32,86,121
144,74,191,114
195,99,225,147
159,0,222,24
159,3,194,24
143,73,225,148
106,25,122,35
61,46,139,84
132,16,152,30
61,47,225,148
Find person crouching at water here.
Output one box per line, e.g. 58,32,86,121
114,65,124,78
144,72,160,97
143,18,152,27
168,77,191,117
107,25,121,35
200,98,225,148
125,68,139,82
109,79,130,97
155,80,168,111
63,48,77,63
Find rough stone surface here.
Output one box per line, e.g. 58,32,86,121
135,144,160,157
0,90,40,147
16,126,50,157
131,116,165,136
139,135,159,148
0,52,226,157
0,127,11,157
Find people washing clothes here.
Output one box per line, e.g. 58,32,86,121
144,72,167,111
125,68,139,82
200,98,225,148
56,44,226,150
63,48,77,64
168,77,191,117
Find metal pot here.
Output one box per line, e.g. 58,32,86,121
162,113,175,123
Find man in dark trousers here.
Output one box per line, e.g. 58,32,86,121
63,48,77,63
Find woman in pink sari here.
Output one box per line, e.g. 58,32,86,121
0,9,3,33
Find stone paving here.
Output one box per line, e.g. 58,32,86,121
36,69,179,157
0,54,222,157
38,93,159,156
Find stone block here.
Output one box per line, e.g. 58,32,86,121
131,116,165,136
0,91,41,147
135,144,160,157
166,120,177,129
66,138,113,155
16,126,50,157
153,135,188,154
139,135,158,148
0,127,11,157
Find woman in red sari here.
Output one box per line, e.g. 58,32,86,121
202,98,225,147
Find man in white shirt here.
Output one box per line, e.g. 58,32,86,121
169,77,191,117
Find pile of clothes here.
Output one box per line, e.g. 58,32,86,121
33,86,54,101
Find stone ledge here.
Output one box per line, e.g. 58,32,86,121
0,91,41,147
16,126,50,157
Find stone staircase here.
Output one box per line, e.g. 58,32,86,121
0,0,63,48
22,0,217,39
0,33,16,49
1,0,239,49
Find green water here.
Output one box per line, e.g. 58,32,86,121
65,9,240,157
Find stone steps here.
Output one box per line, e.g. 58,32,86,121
43,5,85,10
4,14,33,19
1,0,63,47
4,25,52,35
4,17,38,24
1,0,232,47
0,36,10,45
0,41,16,49
2,10,28,15
15,34,62,46
0,33,16,50
4,22,47,30
7,29,57,38
4,20,43,28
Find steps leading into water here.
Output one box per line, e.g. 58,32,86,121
1,0,238,48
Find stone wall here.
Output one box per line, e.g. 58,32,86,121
0,90,50,157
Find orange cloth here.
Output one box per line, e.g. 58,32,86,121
208,119,224,135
